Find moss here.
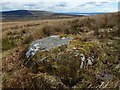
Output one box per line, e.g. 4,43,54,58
59,34,67,38
24,34,107,87
2,37,16,51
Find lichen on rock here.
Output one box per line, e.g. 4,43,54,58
25,35,72,58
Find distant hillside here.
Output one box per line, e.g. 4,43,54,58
1,10,81,21
2,10,33,16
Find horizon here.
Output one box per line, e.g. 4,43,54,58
1,9,117,14
1,0,119,13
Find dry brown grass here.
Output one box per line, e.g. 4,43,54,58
2,13,119,51
2,13,119,89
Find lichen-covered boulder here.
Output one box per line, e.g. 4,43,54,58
24,34,104,87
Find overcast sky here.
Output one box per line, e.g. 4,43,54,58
1,0,119,13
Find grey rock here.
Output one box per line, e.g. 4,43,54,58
25,35,72,58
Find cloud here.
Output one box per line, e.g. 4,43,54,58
1,0,118,13
78,1,109,7
56,2,67,7
24,3,37,7
2,0,120,2
86,2,96,5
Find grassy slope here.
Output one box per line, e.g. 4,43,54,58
2,13,120,89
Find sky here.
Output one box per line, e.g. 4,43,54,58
1,0,119,13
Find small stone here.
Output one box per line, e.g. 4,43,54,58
80,61,84,69
87,58,92,65
73,47,76,49
61,37,66,39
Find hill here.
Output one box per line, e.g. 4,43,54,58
1,10,81,21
